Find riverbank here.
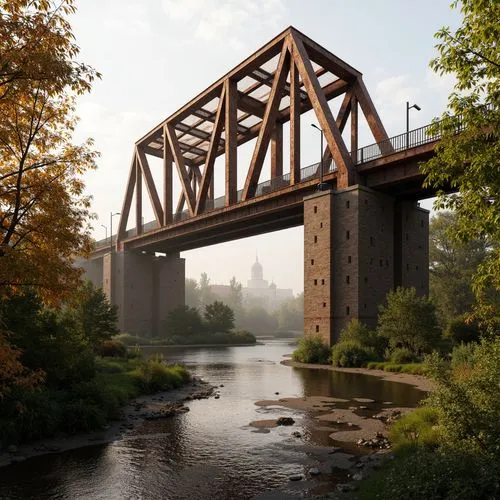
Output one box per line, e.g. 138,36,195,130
0,377,216,469
281,359,434,392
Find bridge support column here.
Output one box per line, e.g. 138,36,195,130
80,251,185,337
304,186,428,346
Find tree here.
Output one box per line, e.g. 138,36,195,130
198,272,214,308
0,330,43,399
204,301,234,333
339,319,386,358
165,305,203,338
275,293,304,331
0,0,100,305
421,0,499,331
429,211,489,321
377,287,441,356
72,281,118,349
185,278,201,308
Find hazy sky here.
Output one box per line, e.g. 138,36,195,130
71,0,460,294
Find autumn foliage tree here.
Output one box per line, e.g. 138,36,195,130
0,0,100,304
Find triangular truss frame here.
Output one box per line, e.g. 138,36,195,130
117,27,391,243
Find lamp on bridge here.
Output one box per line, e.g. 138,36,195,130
311,123,329,191
101,224,108,241
406,101,421,148
110,212,120,254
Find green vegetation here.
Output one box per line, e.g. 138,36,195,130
355,336,500,499
421,0,499,334
331,341,375,368
365,361,429,375
0,356,189,446
292,335,330,364
162,302,256,345
0,286,190,448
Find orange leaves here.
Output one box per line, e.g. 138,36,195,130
0,1,100,305
0,331,43,400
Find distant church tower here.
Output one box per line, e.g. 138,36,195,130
247,255,268,289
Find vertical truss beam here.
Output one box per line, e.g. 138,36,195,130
225,79,238,206
271,122,283,178
290,32,354,188
242,40,290,201
290,57,300,185
163,127,173,225
135,156,142,235
196,86,226,215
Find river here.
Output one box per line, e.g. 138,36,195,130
0,339,424,499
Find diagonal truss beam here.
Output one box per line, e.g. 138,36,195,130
242,40,290,201
117,152,137,242
196,86,226,215
290,32,354,187
322,90,353,164
166,123,196,216
354,78,392,148
137,146,164,225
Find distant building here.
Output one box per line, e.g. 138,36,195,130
207,256,294,311
243,256,293,311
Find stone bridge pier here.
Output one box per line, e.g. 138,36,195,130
79,251,185,337
304,185,429,345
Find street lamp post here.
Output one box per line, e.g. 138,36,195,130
406,101,421,148
110,212,120,254
101,224,108,241
311,123,328,191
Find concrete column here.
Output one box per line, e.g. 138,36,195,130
304,185,428,346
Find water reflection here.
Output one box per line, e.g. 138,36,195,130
0,340,424,500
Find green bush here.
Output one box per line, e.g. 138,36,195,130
445,315,481,345
390,407,440,449
132,358,189,393
390,347,420,364
426,336,500,459
450,342,476,370
339,319,386,357
331,340,374,367
356,447,499,500
365,361,429,375
61,400,106,434
96,339,127,358
292,335,330,364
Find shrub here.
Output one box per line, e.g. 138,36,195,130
357,448,500,500
96,339,127,358
340,319,386,357
390,407,440,449
331,340,375,367
132,358,189,393
445,315,481,345
426,336,500,459
292,335,330,364
450,342,476,370
390,347,420,364
61,400,105,434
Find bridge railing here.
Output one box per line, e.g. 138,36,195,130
355,120,444,164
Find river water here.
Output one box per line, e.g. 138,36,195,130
0,339,424,499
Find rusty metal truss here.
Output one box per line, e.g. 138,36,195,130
117,27,391,244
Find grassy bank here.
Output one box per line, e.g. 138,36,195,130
366,361,429,375
116,330,257,346
0,356,190,447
